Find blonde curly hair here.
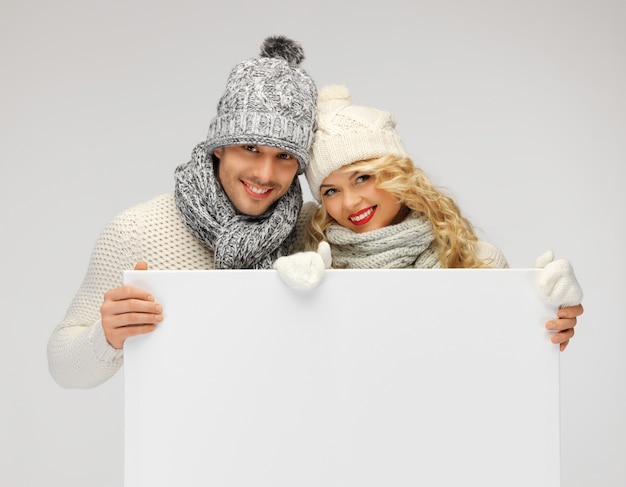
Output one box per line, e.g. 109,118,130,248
306,155,489,268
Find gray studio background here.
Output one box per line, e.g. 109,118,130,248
1,1,624,486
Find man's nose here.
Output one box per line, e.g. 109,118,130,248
252,155,276,184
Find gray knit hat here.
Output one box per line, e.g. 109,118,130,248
306,84,409,201
205,36,317,173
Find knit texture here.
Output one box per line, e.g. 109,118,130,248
205,36,317,173
174,142,302,269
325,220,508,269
273,241,332,290
325,212,440,269
47,193,317,388
272,212,509,290
476,241,509,269
306,85,409,201
534,250,583,307
325,221,508,270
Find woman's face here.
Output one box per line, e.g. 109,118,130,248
320,169,404,233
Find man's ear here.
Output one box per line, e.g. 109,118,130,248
213,147,223,159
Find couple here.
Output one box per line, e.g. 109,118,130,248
47,36,583,389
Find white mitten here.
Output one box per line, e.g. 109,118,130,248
273,242,332,290
534,250,583,307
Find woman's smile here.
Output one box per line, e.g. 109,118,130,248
348,206,376,225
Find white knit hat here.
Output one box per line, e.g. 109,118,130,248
305,84,409,201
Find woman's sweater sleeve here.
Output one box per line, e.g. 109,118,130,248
475,240,509,269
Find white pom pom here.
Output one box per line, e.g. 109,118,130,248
317,84,351,113
318,84,350,101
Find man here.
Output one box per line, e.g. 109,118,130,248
47,36,319,388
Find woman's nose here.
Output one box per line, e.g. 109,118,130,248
343,188,362,210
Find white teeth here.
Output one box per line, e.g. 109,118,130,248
350,207,374,222
246,183,270,194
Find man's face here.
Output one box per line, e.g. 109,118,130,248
214,145,300,216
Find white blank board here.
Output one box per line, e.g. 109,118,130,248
124,269,559,487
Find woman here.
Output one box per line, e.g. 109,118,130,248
274,84,583,350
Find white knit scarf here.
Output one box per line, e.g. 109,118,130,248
325,211,441,269
174,142,302,269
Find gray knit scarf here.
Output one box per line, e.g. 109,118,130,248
174,142,302,269
325,211,441,269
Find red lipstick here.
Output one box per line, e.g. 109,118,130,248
348,206,376,226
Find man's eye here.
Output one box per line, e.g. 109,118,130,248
243,145,258,152
277,153,292,160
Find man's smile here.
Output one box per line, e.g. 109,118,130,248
242,181,274,199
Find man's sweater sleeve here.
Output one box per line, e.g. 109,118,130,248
47,209,138,388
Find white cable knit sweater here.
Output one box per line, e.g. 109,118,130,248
47,193,507,388
47,193,317,388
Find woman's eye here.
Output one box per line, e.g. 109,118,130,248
322,188,337,197
355,174,371,184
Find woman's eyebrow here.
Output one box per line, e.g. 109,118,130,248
320,171,360,188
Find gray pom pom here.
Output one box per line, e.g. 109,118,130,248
260,35,305,67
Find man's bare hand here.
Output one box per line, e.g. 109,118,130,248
100,261,162,349
546,304,584,351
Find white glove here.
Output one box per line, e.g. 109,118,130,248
273,241,332,290
534,250,583,307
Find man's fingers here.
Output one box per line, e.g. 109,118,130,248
115,324,158,338
551,328,574,344
102,297,161,315
558,303,584,319
551,329,574,352
103,285,154,303
546,316,577,332
107,324,158,349
101,296,163,328
546,304,583,352
103,309,163,329
100,267,160,349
